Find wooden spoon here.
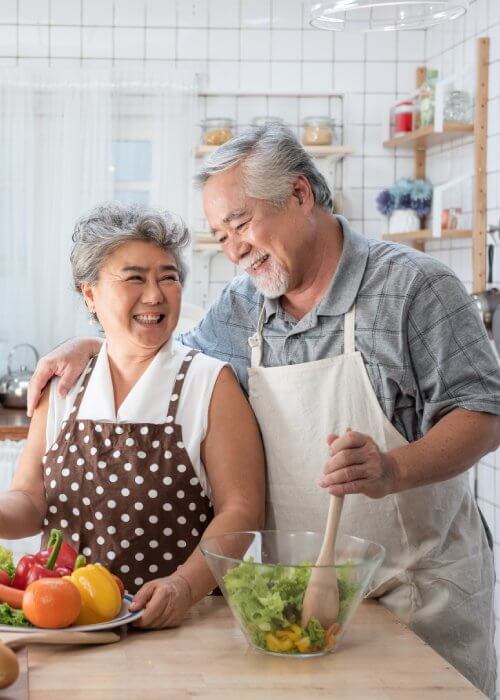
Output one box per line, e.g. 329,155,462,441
301,494,344,629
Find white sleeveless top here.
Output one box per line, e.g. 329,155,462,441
46,338,227,498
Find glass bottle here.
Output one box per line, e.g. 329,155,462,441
419,69,439,128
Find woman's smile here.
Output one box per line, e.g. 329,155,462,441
132,312,166,326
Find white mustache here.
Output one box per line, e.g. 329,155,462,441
240,250,269,270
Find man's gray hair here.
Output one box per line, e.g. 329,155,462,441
71,202,189,293
195,122,333,212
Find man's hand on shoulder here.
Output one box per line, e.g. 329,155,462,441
27,337,103,416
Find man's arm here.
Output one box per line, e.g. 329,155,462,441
322,269,500,497
321,409,499,498
28,337,102,416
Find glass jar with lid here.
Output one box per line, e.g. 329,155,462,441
201,118,235,146
301,117,335,146
444,91,473,123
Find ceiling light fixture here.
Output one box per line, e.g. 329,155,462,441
309,1,469,32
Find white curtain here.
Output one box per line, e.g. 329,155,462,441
0,68,197,371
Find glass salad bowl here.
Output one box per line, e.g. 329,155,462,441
200,531,385,657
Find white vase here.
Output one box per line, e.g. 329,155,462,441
388,209,421,234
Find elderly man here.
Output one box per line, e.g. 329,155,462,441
29,124,500,697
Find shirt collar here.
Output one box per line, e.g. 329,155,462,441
78,336,175,422
262,216,370,322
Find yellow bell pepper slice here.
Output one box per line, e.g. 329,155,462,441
65,563,122,625
296,636,312,653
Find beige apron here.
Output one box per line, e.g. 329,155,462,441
248,304,495,698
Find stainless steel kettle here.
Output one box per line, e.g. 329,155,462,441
0,344,39,409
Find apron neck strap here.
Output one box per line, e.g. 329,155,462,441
248,304,266,368
166,349,198,421
344,304,356,354
66,356,97,422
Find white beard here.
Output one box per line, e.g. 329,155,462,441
241,251,289,298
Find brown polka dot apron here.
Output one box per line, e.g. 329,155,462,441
42,349,214,593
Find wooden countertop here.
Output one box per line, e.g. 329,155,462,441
25,597,483,699
0,405,29,441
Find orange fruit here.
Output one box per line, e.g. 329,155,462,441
23,578,81,629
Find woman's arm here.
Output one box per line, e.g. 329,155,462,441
27,337,103,416
131,366,266,627
0,389,49,537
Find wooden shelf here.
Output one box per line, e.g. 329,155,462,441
379,38,489,292
195,144,354,160
192,231,221,253
383,229,472,243
383,122,474,150
193,242,221,252
0,405,29,441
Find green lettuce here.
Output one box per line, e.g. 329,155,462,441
0,545,15,579
223,557,360,649
0,603,32,628
306,617,325,647
223,558,312,643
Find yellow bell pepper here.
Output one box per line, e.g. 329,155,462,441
265,633,294,653
65,563,122,625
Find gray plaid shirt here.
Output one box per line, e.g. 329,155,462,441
180,216,500,442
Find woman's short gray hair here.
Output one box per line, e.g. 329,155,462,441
71,202,190,294
195,123,333,212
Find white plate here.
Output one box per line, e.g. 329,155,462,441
0,594,142,633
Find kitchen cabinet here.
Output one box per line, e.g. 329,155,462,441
23,597,482,699
0,406,29,441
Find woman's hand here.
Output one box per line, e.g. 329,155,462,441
27,337,103,416
319,431,398,499
129,574,193,629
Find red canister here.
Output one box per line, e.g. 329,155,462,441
394,101,414,135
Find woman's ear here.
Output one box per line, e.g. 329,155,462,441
81,283,95,312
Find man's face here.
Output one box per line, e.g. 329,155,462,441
203,165,312,298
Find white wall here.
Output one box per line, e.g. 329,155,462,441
423,2,500,695
0,0,425,305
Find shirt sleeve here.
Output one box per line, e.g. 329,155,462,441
406,270,500,433
176,279,257,393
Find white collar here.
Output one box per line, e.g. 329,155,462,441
77,338,176,423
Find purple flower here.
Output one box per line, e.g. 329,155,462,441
398,193,412,210
376,189,395,216
411,196,432,217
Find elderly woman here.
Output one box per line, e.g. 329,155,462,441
2,202,265,628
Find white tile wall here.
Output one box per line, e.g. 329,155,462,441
425,1,500,695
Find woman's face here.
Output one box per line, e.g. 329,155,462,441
82,241,182,354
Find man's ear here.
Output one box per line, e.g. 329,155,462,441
292,175,314,210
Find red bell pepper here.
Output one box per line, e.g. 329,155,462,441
12,529,77,590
